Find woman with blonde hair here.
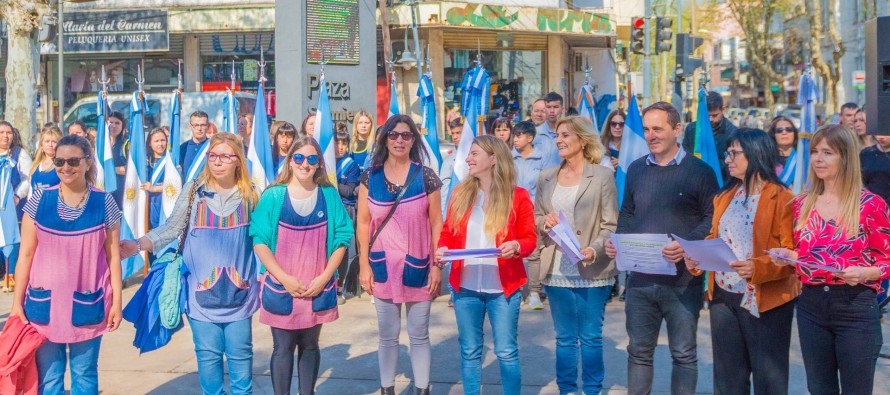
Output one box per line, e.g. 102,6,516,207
29,126,63,194
350,110,375,169
534,115,618,394
600,109,626,169
436,135,537,395
251,136,354,395
769,124,890,395
121,132,260,395
238,113,255,150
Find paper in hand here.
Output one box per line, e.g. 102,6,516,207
547,211,585,264
609,233,676,275
672,234,736,272
439,248,502,262
763,250,844,273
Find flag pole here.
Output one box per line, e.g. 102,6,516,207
474,40,486,133
135,65,150,275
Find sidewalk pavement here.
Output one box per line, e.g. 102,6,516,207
1,286,888,395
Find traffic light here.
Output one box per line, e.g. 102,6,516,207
655,17,673,54
631,17,646,54
676,33,704,76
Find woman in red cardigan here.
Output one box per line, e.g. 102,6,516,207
435,135,536,395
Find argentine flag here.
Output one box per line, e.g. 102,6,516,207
452,65,490,182
694,87,724,188
616,93,649,206
793,71,819,194
313,72,338,185
417,74,443,173
94,92,117,192
247,84,275,192
577,83,599,133
161,90,183,225
223,88,237,134
121,92,148,279
389,73,399,118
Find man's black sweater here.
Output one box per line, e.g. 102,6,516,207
616,153,719,288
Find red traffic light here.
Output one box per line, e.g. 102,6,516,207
633,18,645,29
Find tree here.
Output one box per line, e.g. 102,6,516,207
0,0,50,145
715,0,794,108
802,0,845,113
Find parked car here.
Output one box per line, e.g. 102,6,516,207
774,107,801,129
743,107,770,129
62,91,257,143
726,108,746,126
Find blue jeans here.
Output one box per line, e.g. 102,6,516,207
189,317,254,395
36,336,102,395
625,283,702,395
545,285,611,395
453,288,521,395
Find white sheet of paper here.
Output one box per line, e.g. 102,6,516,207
762,250,845,273
547,211,585,264
672,234,736,272
610,233,676,275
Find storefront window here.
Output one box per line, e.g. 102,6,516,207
443,49,543,122
202,56,276,92
63,58,183,104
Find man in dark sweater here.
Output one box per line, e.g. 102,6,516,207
681,91,737,183
606,102,719,395
861,135,890,204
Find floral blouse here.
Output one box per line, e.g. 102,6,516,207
716,188,759,316
793,190,890,291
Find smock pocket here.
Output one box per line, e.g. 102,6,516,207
261,277,293,316
402,254,430,288
195,267,250,309
369,250,388,283
72,288,106,327
311,279,337,312
24,286,51,325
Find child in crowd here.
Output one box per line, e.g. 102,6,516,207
511,120,548,310
335,129,361,302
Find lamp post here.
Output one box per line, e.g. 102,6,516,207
57,0,64,121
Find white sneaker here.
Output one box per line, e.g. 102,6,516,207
528,292,544,310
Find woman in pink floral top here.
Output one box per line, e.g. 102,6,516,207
770,125,890,395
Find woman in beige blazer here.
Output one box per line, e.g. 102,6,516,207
534,115,618,395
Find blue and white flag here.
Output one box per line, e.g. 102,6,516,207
0,158,20,256
452,65,490,182
577,83,599,133
247,84,274,192
793,71,819,194
313,73,338,185
223,88,237,134
121,92,148,279
417,74,442,172
616,93,649,206
389,73,400,118
161,90,183,225
694,87,724,188
94,92,117,192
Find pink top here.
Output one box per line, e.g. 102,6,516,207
793,190,890,291
260,190,338,329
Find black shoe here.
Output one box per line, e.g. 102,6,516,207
414,386,430,395
380,386,395,395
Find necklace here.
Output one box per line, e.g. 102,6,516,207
61,189,89,208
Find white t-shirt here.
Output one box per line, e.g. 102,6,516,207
460,190,503,293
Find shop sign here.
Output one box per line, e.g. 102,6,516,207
60,10,169,53
438,3,614,36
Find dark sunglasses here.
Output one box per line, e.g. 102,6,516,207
387,131,414,141
774,127,794,134
52,157,89,167
610,121,625,128
292,154,319,165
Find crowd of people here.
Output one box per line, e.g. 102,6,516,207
1,90,889,395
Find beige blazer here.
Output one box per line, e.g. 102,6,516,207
534,162,619,282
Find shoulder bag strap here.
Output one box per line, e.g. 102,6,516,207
175,182,200,255
368,166,421,249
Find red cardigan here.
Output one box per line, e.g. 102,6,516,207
438,187,537,297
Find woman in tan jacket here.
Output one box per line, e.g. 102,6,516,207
534,116,618,395
685,129,799,395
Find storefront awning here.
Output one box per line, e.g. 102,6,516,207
385,2,615,38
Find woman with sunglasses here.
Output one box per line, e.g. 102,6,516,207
767,117,798,187
251,137,354,395
601,110,626,169
10,135,123,394
357,114,443,395
121,133,260,395
685,129,799,395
